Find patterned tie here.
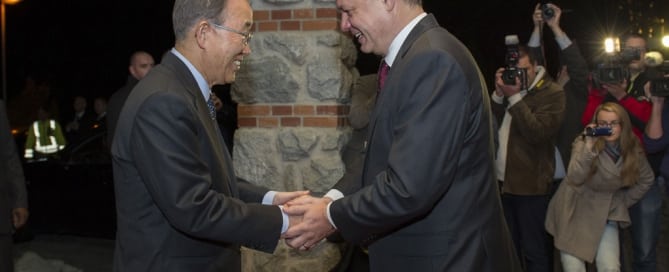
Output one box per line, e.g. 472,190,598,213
207,93,217,121
377,60,390,92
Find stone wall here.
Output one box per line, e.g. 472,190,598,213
235,1,359,271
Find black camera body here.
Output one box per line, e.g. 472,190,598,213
502,35,528,89
593,48,640,86
585,127,613,137
644,52,669,97
541,3,555,20
650,61,669,96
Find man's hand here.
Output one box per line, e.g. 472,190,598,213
12,208,29,229
532,4,543,30
495,68,521,97
544,3,563,31
644,80,666,105
602,80,629,100
273,190,310,205
282,197,335,250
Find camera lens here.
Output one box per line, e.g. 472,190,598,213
542,5,554,19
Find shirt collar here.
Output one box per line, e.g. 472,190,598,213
384,13,427,67
171,48,211,101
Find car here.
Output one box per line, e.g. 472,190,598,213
21,130,116,239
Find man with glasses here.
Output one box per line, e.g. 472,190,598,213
111,0,306,271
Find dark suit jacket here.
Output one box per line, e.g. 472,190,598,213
111,52,282,272
0,100,27,235
330,15,520,272
107,76,138,146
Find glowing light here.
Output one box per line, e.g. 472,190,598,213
662,35,669,48
604,38,618,53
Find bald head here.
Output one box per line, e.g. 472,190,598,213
129,51,155,80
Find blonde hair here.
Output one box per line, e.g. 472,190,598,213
588,102,643,187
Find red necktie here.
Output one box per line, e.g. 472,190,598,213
377,60,390,92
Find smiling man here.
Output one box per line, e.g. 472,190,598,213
283,0,520,271
110,0,306,271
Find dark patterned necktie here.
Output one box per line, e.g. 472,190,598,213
207,94,217,121
377,60,390,92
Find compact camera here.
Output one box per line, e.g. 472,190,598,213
502,35,528,89
541,3,555,20
584,127,613,137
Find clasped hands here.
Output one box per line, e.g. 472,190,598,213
275,193,336,251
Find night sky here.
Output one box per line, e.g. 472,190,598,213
1,0,666,115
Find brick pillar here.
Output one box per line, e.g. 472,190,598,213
233,1,358,271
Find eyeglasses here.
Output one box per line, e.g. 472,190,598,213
211,22,253,46
596,120,621,127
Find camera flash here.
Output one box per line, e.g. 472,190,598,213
604,38,619,53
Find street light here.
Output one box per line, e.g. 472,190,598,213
1,0,22,102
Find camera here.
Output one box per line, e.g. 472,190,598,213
584,127,613,137
502,35,528,89
593,38,639,86
644,51,669,97
541,3,555,20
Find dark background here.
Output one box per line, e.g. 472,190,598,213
1,0,667,120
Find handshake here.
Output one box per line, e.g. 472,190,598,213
274,191,337,251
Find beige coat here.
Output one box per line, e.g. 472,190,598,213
545,137,654,262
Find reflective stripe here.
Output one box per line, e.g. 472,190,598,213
32,121,60,154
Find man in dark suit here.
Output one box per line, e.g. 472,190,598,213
0,100,29,271
106,50,154,145
282,0,520,271
111,0,305,271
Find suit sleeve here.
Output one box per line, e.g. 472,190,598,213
330,51,474,242
0,101,28,209
129,93,281,251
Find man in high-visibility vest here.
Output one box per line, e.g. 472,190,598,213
24,107,66,159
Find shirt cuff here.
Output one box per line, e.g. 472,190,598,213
555,34,572,50
528,31,541,47
507,93,523,107
324,189,344,201
262,191,276,205
279,205,289,234
326,201,338,229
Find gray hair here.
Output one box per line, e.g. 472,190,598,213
172,0,228,41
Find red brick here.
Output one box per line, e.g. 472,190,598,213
272,105,293,116
238,105,271,116
316,8,338,18
281,21,301,31
303,20,338,31
272,10,292,20
238,117,258,127
303,117,343,127
259,117,279,128
316,105,348,115
294,9,314,19
294,105,315,115
254,10,270,21
257,21,278,32
281,117,301,127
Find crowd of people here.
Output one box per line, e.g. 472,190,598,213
1,0,668,271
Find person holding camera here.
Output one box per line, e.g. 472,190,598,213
545,102,654,272
584,33,663,272
491,43,565,272
528,3,589,170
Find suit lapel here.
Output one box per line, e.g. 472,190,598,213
366,15,440,152
164,53,238,196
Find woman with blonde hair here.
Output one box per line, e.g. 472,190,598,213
545,102,654,271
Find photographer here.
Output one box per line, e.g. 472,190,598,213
528,2,589,180
491,42,565,272
546,102,654,272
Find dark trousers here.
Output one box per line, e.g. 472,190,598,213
0,234,13,272
502,194,552,272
